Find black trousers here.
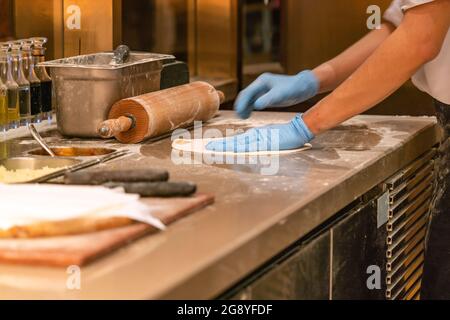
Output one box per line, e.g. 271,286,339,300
421,100,450,300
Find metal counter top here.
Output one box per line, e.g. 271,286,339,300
0,111,439,299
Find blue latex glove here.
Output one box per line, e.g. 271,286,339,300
206,114,314,153
235,70,320,119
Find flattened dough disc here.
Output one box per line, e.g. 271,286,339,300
172,138,312,156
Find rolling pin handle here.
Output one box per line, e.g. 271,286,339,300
217,91,225,104
98,126,111,138
98,115,135,139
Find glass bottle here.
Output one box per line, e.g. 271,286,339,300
22,40,42,124
0,75,7,132
30,37,52,122
0,43,20,130
9,41,31,126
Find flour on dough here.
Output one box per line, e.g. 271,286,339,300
172,138,312,156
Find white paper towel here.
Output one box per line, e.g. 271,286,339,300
0,184,166,230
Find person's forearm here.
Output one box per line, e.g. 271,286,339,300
304,0,450,135
313,23,395,93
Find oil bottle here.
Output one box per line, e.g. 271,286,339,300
0,76,7,132
9,41,31,126
31,38,52,122
0,43,20,130
22,40,42,124
0,135,9,160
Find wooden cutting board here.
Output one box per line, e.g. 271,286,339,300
0,194,214,268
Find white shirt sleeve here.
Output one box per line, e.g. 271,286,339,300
383,0,450,104
384,0,436,26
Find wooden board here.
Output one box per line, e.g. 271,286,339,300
0,194,214,268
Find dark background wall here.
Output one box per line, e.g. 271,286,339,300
122,0,188,62
279,0,435,116
4,0,436,116
0,0,14,41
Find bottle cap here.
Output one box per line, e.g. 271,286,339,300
29,38,48,56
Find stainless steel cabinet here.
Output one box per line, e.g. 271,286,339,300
331,196,387,300
224,149,435,300
231,231,331,300
226,196,385,300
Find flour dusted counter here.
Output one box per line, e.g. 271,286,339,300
0,111,440,300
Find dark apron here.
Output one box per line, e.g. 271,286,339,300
421,100,450,300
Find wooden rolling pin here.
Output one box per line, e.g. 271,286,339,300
98,81,225,144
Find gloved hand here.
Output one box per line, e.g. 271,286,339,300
235,70,320,119
206,114,314,153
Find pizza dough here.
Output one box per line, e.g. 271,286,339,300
0,184,165,239
0,216,135,239
172,138,312,156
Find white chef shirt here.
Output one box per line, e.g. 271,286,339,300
384,0,450,104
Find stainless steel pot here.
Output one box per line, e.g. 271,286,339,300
41,52,174,138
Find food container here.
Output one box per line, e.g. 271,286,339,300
28,146,117,157
0,157,82,184
0,157,81,170
41,52,174,138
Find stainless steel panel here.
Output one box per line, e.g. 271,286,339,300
387,227,426,262
388,188,432,224
230,232,331,300
387,264,423,300
386,150,436,189
385,149,436,300
387,251,424,286
388,216,427,247
390,176,433,209
388,163,433,202
331,198,387,300
387,241,423,276
387,206,430,245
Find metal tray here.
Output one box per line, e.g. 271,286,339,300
0,150,129,184
40,52,174,70
0,157,81,171
0,157,82,184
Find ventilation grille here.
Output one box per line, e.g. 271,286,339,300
385,149,436,300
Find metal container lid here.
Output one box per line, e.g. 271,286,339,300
39,52,175,70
